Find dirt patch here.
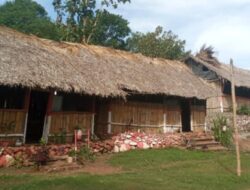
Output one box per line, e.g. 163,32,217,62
79,154,122,175
239,139,250,152
0,154,122,176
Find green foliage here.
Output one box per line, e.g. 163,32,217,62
212,115,233,148
69,146,95,165
52,129,67,144
126,26,190,60
0,0,62,41
237,105,250,115
90,10,130,49
52,0,130,47
78,146,95,162
13,154,25,168
39,138,47,146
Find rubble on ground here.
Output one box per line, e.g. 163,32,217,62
0,131,209,168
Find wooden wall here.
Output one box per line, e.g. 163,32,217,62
110,101,165,134
191,106,206,132
48,112,92,143
165,107,182,132
95,100,206,136
207,95,250,114
50,112,92,133
0,109,26,134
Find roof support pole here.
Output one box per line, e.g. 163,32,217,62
230,59,241,177
163,113,167,133
23,89,31,144
91,97,96,136
42,92,53,143
107,111,112,134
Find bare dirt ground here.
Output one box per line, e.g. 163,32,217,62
239,139,250,152
0,154,122,176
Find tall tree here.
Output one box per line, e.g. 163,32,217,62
126,26,189,60
0,0,61,41
90,10,130,49
52,0,130,47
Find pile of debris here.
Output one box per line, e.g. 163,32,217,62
0,131,210,167
112,132,185,153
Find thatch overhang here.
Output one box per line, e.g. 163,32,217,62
187,55,250,89
0,26,216,99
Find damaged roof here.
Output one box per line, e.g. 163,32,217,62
0,26,216,99
187,55,250,89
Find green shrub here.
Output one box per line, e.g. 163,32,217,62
212,115,233,148
237,105,250,115
68,146,95,165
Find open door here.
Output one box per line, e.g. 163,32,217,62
25,91,49,143
181,100,191,132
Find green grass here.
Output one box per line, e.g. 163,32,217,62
1,149,250,190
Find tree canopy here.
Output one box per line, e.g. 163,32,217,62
90,10,130,49
0,0,61,41
126,26,189,60
52,0,131,48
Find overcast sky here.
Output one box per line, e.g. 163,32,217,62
1,0,250,70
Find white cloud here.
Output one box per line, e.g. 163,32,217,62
110,0,250,69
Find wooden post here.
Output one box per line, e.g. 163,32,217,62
163,113,167,133
43,92,53,143
23,89,31,144
220,96,224,113
108,111,112,134
230,59,241,177
91,97,96,136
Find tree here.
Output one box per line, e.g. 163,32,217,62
0,0,61,41
52,0,131,47
90,10,130,49
126,26,189,60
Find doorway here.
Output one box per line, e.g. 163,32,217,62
25,91,49,143
181,100,191,132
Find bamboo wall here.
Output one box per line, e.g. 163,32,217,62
165,107,182,132
0,109,26,134
110,101,165,134
95,100,206,136
207,95,250,114
48,112,92,143
191,106,206,132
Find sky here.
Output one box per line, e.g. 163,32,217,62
0,0,250,70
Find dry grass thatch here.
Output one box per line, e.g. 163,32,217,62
189,54,250,89
0,26,216,99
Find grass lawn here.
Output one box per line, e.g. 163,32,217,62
1,149,250,190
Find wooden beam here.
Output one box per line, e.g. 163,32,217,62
91,97,96,136
43,92,54,142
230,59,241,177
46,92,54,116
163,113,167,133
23,89,31,144
23,89,31,111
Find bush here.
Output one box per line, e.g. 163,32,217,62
237,105,250,115
212,115,233,148
68,146,95,165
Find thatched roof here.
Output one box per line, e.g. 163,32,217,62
0,26,215,99
187,54,250,89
